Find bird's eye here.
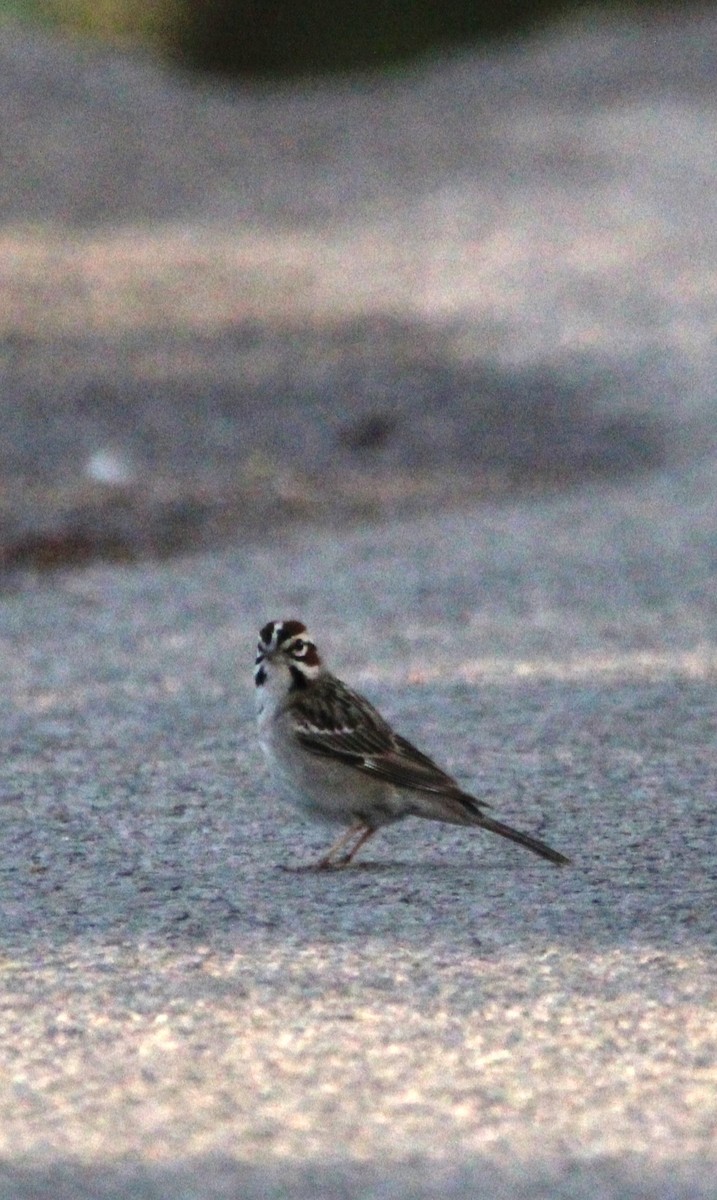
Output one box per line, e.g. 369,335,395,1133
292,640,306,656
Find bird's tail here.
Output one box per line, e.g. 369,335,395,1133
478,814,570,866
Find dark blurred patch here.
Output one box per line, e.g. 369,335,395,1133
578,414,666,477
338,413,398,452
3,530,135,570
171,0,566,78
0,315,675,577
477,387,667,482
0,491,219,571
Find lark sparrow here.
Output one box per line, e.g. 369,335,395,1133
255,619,570,871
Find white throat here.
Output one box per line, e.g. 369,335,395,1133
255,657,294,725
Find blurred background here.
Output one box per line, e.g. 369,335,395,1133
0,0,685,76
0,0,715,571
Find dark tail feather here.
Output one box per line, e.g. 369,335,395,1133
478,814,570,866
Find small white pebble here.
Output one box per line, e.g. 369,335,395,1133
85,449,135,485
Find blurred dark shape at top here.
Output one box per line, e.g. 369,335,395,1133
172,0,569,78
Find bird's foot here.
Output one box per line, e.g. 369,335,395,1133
279,857,351,873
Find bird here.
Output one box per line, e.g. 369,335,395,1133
254,618,570,871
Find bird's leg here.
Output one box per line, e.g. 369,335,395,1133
281,822,377,873
315,821,375,870
337,824,376,865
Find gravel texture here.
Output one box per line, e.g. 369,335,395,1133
1,9,717,1199
2,467,717,1198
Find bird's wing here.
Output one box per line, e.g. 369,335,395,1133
292,679,484,801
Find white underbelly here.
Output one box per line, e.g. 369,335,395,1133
258,717,402,827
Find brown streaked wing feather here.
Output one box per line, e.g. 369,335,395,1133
289,676,394,744
295,717,479,800
356,747,491,812
357,746,466,795
391,731,456,774
290,672,489,804
293,717,396,761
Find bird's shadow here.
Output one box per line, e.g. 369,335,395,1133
275,857,523,876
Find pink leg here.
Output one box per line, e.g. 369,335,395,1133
316,821,376,869
282,822,378,872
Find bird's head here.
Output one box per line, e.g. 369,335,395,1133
254,619,322,694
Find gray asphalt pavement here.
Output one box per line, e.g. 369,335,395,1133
2,464,717,1198
2,8,717,1198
